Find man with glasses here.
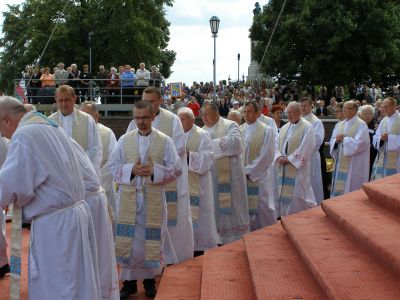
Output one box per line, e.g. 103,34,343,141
109,100,182,299
371,97,400,180
330,100,369,197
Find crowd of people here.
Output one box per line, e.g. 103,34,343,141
0,81,399,299
19,62,165,104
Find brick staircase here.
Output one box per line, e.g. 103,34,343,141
156,174,400,299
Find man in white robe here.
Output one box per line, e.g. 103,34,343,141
274,101,317,216
80,101,118,228
240,101,277,230
71,139,119,300
49,85,102,175
0,96,100,299
372,97,400,179
110,100,182,299
300,97,325,204
202,102,249,244
0,136,9,278
177,107,219,256
330,100,370,196
126,87,193,264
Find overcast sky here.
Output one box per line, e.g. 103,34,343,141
0,0,257,84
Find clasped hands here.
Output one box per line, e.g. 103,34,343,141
131,158,153,177
380,133,388,142
278,156,290,166
336,134,344,143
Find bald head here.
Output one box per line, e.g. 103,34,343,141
287,101,301,124
0,96,27,138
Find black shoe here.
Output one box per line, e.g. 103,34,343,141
120,280,137,300
0,264,10,279
143,278,157,298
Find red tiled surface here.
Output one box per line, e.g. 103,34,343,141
244,225,325,299
200,240,255,300
282,208,400,300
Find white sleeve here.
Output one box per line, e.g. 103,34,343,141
153,138,182,184
188,131,214,175
86,116,102,174
343,124,370,156
108,136,136,186
172,115,186,158
212,122,243,158
287,125,315,170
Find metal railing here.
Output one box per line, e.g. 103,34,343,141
13,78,164,104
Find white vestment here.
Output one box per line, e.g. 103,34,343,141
373,111,400,173
109,129,182,280
98,123,118,227
258,114,278,132
330,116,370,194
127,109,194,263
241,120,277,230
71,140,119,300
0,114,100,300
186,125,220,250
274,119,317,216
49,108,103,176
303,113,325,204
0,137,9,268
205,117,250,244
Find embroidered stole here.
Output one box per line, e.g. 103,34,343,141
98,124,111,167
10,113,58,300
115,130,165,268
371,116,400,180
277,119,308,205
49,109,89,150
213,118,233,214
186,126,202,229
242,122,266,215
156,108,178,226
331,118,363,197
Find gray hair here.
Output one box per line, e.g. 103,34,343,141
359,104,375,115
80,101,98,112
228,110,242,119
110,67,117,73
0,96,27,116
177,107,195,120
287,101,301,112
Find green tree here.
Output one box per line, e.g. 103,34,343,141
0,0,176,93
250,0,400,87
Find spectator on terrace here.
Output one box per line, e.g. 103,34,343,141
136,63,150,87
54,62,69,86
67,63,81,100
149,65,163,88
120,65,136,102
40,67,56,88
106,67,119,103
79,64,93,101
316,100,328,116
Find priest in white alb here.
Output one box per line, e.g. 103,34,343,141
240,101,277,230
49,85,102,175
109,100,182,299
371,97,400,179
177,107,219,256
0,136,9,279
300,97,325,204
202,102,249,244
0,96,100,299
71,139,119,300
274,101,317,216
81,101,118,227
126,87,193,264
330,100,369,197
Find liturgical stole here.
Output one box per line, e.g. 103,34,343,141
98,124,111,167
115,129,166,268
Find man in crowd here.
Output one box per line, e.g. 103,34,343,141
300,97,325,204
0,136,9,279
110,100,182,299
136,63,151,87
53,62,69,87
177,107,219,256
371,97,400,179
49,85,102,175
202,102,249,244
274,101,316,216
240,101,277,230
80,101,118,228
120,65,136,102
127,87,194,264
0,96,100,299
97,65,109,103
330,100,369,196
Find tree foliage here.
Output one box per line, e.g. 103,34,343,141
0,0,176,93
250,0,400,87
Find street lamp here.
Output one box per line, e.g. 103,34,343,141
237,53,240,83
209,16,220,101
88,32,94,74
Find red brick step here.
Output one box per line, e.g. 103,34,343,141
282,208,400,300
244,224,325,299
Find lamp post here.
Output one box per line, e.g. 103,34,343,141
237,53,240,83
88,32,94,74
209,16,220,102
